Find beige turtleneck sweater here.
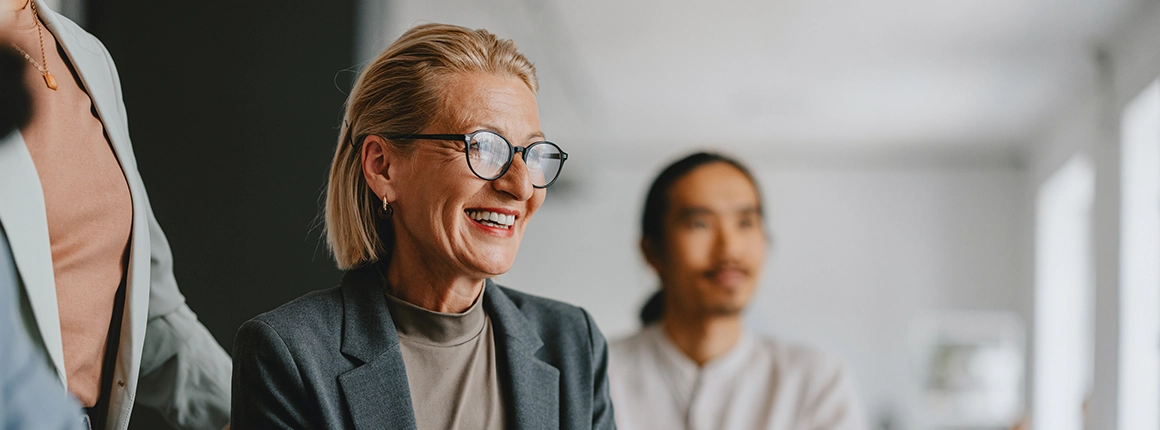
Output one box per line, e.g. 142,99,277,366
384,289,507,429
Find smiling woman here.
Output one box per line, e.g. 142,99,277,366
230,23,612,430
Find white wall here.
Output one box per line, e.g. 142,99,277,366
498,152,1028,428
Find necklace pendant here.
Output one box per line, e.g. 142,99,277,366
44,72,57,90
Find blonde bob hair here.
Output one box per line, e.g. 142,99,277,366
326,23,538,270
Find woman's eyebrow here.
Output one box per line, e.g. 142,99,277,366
470,124,544,142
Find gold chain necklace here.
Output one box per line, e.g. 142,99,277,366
9,1,58,91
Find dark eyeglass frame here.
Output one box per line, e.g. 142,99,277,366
384,130,569,188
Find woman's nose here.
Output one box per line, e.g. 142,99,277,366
493,155,534,201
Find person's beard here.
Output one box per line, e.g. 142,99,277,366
0,47,32,138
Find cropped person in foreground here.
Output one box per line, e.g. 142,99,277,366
1,1,231,428
0,15,83,425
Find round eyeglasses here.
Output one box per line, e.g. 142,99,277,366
385,130,569,188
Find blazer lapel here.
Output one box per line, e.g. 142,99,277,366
485,282,560,430
36,5,152,430
0,131,67,387
37,5,128,156
337,268,417,430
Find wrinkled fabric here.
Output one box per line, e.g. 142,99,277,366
610,325,868,430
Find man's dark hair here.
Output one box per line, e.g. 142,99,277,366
0,48,32,138
638,152,764,326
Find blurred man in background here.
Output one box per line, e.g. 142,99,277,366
609,152,867,430
0,1,231,429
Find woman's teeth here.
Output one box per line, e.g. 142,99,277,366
466,210,515,229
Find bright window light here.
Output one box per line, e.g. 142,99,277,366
1033,154,1094,430
1119,79,1160,430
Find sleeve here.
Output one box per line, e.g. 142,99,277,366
134,205,233,430
805,356,869,430
582,309,617,430
92,33,234,430
231,319,312,429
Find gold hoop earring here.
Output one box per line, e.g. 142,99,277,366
380,198,393,217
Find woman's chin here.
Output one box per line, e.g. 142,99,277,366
458,250,517,277
469,264,513,279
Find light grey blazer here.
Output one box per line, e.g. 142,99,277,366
0,2,231,429
231,266,616,429
0,227,86,430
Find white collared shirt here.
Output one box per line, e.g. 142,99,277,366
609,325,868,430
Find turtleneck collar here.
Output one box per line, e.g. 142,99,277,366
384,288,487,346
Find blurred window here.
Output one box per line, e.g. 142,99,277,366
1118,78,1160,430
1033,154,1094,430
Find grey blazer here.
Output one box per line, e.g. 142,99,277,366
231,266,616,429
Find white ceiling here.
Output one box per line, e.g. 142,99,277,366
366,0,1139,159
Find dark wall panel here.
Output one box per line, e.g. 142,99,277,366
86,1,356,427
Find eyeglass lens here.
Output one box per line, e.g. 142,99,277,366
467,131,564,187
